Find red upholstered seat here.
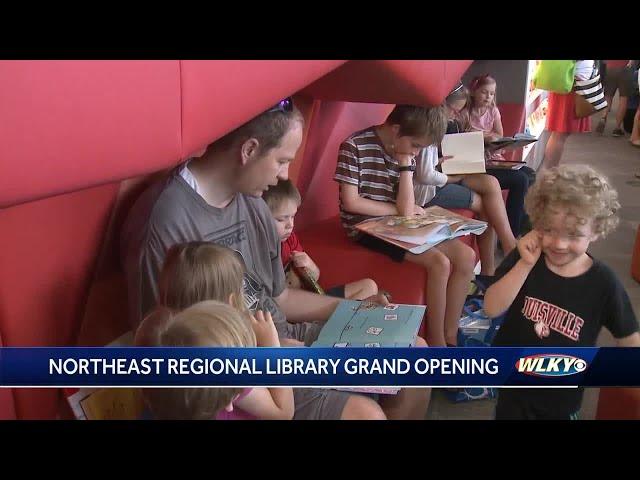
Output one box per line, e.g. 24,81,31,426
596,388,640,419
297,213,476,339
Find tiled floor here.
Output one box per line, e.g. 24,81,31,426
426,96,640,420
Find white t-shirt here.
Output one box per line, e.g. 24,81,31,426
179,160,200,194
574,60,595,81
414,145,448,207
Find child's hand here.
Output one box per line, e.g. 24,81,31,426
291,251,313,270
280,338,305,347
414,205,425,215
446,174,465,184
517,230,542,266
250,310,280,348
362,291,390,306
438,155,454,166
285,268,303,289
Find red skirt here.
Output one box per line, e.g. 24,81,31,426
546,92,592,133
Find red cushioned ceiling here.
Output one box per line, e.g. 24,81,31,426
301,60,473,106
0,60,182,208
180,60,347,157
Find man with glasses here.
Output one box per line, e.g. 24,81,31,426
121,98,429,420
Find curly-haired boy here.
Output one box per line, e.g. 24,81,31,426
484,164,640,420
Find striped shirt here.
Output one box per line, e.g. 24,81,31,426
333,127,399,237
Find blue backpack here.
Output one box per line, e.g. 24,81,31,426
445,276,505,403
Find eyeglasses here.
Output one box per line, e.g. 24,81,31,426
448,82,465,96
266,97,293,114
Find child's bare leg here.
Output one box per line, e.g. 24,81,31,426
344,278,378,300
434,240,476,345
463,174,516,251
542,131,569,170
406,249,450,347
461,190,495,274
378,336,431,419
476,224,496,275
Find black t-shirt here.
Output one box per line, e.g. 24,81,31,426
492,249,639,415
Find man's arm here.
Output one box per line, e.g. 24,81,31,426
275,287,341,324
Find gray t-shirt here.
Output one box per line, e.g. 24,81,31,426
120,165,313,341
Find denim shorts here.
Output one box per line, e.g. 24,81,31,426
424,183,473,209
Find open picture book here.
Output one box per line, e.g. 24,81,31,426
311,299,426,395
354,206,488,254
486,133,537,152
65,331,145,420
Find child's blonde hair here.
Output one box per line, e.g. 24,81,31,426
158,241,246,313
262,179,302,212
136,301,256,420
525,164,620,237
469,74,497,109
445,82,471,131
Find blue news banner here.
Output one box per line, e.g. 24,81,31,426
1,347,640,388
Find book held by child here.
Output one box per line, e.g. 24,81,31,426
485,133,537,152
440,131,486,174
354,206,488,254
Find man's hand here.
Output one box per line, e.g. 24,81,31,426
250,310,280,347
517,230,542,266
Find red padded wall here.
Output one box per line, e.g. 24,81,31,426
0,333,17,419
0,184,118,418
0,60,182,208
295,101,394,231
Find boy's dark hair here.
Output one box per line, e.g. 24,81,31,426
385,105,447,143
262,179,301,212
206,100,304,156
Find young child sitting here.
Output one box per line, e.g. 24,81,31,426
135,241,295,420
467,75,535,238
484,164,640,420
413,82,517,275
262,179,379,300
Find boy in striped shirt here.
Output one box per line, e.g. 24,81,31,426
335,105,476,347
